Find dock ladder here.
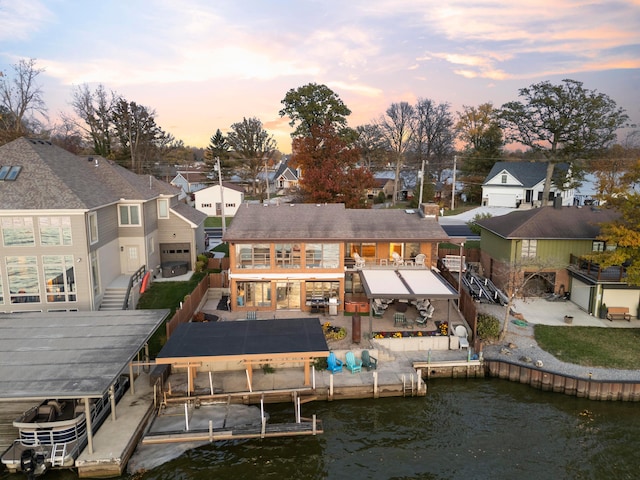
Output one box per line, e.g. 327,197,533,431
50,443,67,467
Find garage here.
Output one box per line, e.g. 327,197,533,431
160,242,191,273
488,193,517,207
569,277,593,313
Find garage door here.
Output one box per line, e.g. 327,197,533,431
489,193,517,207
570,277,592,312
160,243,191,269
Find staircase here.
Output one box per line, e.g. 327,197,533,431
99,286,128,310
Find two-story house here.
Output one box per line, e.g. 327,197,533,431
0,137,207,313
474,204,638,316
222,203,459,314
482,161,574,208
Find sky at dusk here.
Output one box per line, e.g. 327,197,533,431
1,0,639,153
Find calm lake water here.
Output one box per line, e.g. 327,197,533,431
8,378,639,480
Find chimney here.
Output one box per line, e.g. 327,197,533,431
420,203,440,219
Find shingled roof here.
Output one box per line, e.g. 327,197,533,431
0,137,178,210
484,161,569,187
475,205,620,239
223,203,452,242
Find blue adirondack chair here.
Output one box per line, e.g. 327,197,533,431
361,350,377,371
345,351,363,373
327,352,343,373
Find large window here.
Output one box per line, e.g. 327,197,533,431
275,243,301,268
236,244,271,268
90,251,100,295
39,217,72,246
237,281,271,307
2,217,35,246
521,239,537,259
6,256,40,303
305,243,340,268
306,281,339,301
43,255,76,303
119,204,141,226
347,242,376,260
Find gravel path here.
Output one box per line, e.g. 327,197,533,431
478,303,640,383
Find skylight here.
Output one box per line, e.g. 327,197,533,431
0,166,22,181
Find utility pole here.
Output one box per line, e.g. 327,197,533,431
418,158,425,209
217,157,226,235
451,155,457,211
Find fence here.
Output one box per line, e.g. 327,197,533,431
439,266,478,348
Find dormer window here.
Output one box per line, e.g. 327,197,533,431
501,174,507,184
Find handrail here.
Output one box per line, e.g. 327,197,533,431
122,265,147,310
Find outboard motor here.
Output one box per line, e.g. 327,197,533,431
20,449,36,479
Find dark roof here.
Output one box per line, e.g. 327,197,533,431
475,206,620,239
156,318,328,360
0,137,176,210
0,309,169,401
483,161,568,188
223,203,452,242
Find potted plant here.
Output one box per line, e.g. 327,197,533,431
599,303,608,319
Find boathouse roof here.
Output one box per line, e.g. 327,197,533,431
0,309,169,401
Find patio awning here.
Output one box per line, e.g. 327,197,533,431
359,268,458,300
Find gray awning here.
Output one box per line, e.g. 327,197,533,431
0,309,169,401
359,269,458,300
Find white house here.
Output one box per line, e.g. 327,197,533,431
482,161,574,208
194,182,245,217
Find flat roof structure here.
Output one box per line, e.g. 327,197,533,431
0,309,170,401
156,318,329,390
359,269,459,300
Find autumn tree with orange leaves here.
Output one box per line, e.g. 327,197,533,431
291,122,375,208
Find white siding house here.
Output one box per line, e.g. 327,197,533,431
194,183,245,217
482,161,574,208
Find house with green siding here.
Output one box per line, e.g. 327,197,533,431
475,204,638,317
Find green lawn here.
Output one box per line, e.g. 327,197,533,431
205,217,232,227
535,325,640,369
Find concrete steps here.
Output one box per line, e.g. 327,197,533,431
100,287,127,310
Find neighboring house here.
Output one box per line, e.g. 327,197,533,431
222,203,458,313
475,204,638,316
482,161,574,208
273,160,299,194
0,137,207,313
194,182,245,217
367,176,394,201
170,168,212,202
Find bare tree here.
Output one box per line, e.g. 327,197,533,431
0,58,48,143
66,84,117,157
379,102,415,205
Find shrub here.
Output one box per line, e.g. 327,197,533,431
477,314,500,340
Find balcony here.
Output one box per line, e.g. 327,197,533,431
568,254,626,282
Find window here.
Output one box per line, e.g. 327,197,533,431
39,217,72,246
2,217,35,247
43,255,76,302
90,251,100,295
236,244,271,268
148,236,155,254
521,239,537,259
592,241,605,252
6,256,40,303
275,243,301,268
158,199,169,219
88,212,99,244
118,204,141,226
237,281,271,307
306,281,339,301
225,203,236,208
501,174,507,184
201,203,212,208
347,242,376,260
305,243,340,268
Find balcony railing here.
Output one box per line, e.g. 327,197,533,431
568,254,626,282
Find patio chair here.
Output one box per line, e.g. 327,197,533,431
414,253,426,267
415,316,428,327
353,253,366,269
327,352,343,373
455,325,470,349
345,351,363,373
392,252,404,266
361,350,377,370
394,312,406,327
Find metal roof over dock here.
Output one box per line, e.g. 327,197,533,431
0,309,170,401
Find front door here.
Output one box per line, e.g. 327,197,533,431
125,245,140,273
276,281,301,310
